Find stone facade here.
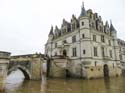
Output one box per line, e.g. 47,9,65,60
48,56,69,78
0,51,11,91
45,2,124,79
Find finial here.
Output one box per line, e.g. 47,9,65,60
50,25,53,31
79,1,86,18
110,20,112,25
82,1,84,8
110,20,116,32
49,25,54,35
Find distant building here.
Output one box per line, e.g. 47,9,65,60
45,2,125,79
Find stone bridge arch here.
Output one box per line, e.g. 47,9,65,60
8,65,31,80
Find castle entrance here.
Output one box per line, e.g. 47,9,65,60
63,50,67,57
103,64,109,78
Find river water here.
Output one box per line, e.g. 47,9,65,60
2,70,125,93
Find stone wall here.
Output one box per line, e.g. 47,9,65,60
49,56,68,78
0,51,10,91
85,66,121,79
31,56,43,80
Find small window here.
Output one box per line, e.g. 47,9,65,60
95,61,97,67
92,23,94,28
101,35,105,43
55,52,57,56
93,35,96,42
63,40,67,43
82,34,85,38
82,22,84,26
98,68,100,71
72,48,77,57
101,47,105,57
91,69,94,71
94,47,98,56
63,50,67,56
109,50,112,58
83,50,86,54
72,35,76,43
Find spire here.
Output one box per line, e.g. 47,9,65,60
49,26,54,35
79,2,86,18
110,20,116,32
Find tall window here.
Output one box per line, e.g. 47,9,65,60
101,35,105,43
109,40,111,46
82,34,85,39
120,55,123,60
72,48,77,57
83,49,86,55
93,35,96,42
63,50,67,56
101,47,105,57
94,47,98,56
109,50,112,58
95,61,97,67
72,35,76,43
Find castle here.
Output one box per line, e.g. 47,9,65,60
45,2,125,79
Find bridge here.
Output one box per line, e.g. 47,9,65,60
0,51,46,90
9,54,46,80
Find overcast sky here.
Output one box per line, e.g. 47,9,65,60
0,0,125,55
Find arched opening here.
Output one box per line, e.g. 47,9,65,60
66,69,70,78
103,64,109,78
8,66,31,80
63,50,67,57
18,67,30,80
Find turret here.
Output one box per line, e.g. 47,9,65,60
48,26,54,42
79,2,89,29
79,2,86,18
110,21,117,38
45,26,54,57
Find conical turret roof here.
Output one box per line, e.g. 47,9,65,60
79,2,86,18
49,26,54,35
110,21,116,32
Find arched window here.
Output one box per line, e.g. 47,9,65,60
63,50,67,57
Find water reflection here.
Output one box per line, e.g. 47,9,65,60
3,70,125,93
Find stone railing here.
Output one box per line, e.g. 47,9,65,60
0,51,11,59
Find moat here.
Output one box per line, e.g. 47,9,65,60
1,70,124,93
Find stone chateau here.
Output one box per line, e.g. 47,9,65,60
0,3,125,90
45,2,125,79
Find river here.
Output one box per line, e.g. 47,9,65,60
2,70,125,93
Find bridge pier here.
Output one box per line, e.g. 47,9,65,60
0,51,11,91
31,56,44,80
